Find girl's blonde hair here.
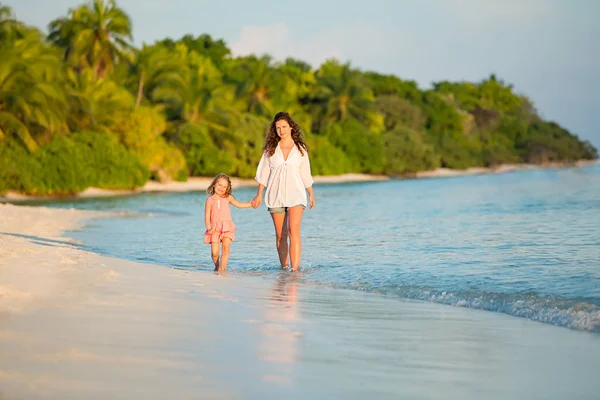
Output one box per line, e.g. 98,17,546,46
207,173,232,197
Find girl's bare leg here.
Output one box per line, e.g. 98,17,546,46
211,242,220,271
271,212,289,269
288,206,304,272
219,238,232,271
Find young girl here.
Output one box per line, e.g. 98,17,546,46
204,173,254,272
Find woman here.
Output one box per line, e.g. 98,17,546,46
251,111,315,272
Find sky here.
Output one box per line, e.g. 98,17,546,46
7,0,600,149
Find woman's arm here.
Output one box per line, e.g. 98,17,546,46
252,153,269,208
251,184,265,208
300,151,315,209
255,153,270,186
299,151,314,188
306,185,315,209
229,195,253,209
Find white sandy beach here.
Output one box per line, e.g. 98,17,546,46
2,160,597,202
0,173,390,202
1,203,600,399
412,159,599,178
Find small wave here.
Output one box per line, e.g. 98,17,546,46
136,208,192,217
189,264,600,333
342,282,600,333
102,208,192,219
429,290,600,332
218,266,600,333
105,210,156,219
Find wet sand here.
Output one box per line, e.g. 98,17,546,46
1,203,599,399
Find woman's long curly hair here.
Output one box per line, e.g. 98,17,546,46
206,173,232,197
263,111,308,156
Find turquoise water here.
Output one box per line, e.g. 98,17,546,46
49,165,600,332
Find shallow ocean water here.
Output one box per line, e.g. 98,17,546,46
48,164,600,333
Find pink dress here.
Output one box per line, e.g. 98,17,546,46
204,195,236,244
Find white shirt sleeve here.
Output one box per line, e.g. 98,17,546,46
300,150,314,188
255,152,270,186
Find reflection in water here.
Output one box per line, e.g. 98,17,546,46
258,272,301,386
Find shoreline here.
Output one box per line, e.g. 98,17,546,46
0,173,391,202
410,159,598,179
1,203,600,398
0,160,597,202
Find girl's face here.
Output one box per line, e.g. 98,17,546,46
214,178,229,197
275,119,292,140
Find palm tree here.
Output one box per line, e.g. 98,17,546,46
0,30,68,152
126,44,189,108
224,55,276,117
161,48,240,133
275,57,316,102
0,2,21,41
48,0,133,79
313,59,383,132
66,68,134,133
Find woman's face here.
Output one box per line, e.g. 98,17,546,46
275,119,292,140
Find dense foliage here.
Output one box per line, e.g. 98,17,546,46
0,1,596,195
0,131,148,195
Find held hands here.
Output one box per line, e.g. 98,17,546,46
250,195,261,209
249,194,314,209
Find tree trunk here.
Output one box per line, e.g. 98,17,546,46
135,70,144,108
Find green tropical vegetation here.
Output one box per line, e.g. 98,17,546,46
0,0,597,196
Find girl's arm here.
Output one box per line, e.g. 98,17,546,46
204,199,214,232
229,195,253,209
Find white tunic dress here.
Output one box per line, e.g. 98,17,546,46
254,143,314,208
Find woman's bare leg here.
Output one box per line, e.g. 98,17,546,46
219,238,232,271
211,242,220,271
288,206,304,272
271,212,289,269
